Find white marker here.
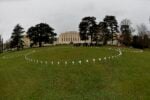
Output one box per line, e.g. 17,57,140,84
72,61,75,64
45,61,48,64
86,60,89,63
99,58,101,61
65,61,67,65
93,59,96,62
51,61,54,65
79,60,82,64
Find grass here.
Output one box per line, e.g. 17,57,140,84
0,46,150,100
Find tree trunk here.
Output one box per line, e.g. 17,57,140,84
103,38,107,45
91,35,93,45
17,46,19,51
39,42,42,47
112,33,113,45
96,40,98,45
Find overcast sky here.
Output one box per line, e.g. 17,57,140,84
0,0,150,41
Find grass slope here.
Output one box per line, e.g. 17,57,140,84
0,46,150,100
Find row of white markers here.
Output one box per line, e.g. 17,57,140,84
24,49,122,65
2,54,23,59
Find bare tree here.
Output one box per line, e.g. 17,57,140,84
134,24,150,49
120,19,135,32
120,19,132,26
137,24,148,37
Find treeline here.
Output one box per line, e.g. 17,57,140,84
0,35,3,53
79,16,150,49
5,23,57,51
1,15,150,52
79,16,119,45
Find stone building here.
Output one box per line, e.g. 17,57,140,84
57,31,121,45
58,31,82,44
22,35,30,48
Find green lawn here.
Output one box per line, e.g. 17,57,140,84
0,46,150,100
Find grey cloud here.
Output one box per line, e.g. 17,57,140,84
0,0,28,1
0,0,150,41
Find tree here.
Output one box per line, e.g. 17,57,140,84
10,24,24,50
120,19,133,46
4,40,11,51
132,34,149,49
136,24,149,48
97,22,110,45
143,34,149,48
103,16,119,44
92,24,101,45
0,35,3,53
137,24,148,37
132,35,140,48
79,16,97,44
27,23,57,47
120,19,132,26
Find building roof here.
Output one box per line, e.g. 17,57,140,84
60,31,79,36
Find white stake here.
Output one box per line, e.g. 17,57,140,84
65,61,67,65
72,61,75,64
45,61,48,64
79,60,82,64
86,60,89,63
93,59,96,62
98,58,101,61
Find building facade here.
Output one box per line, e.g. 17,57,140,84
22,35,30,48
57,31,122,46
58,31,82,44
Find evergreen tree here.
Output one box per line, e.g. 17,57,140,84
120,25,132,46
120,19,133,46
10,24,24,50
99,22,110,45
103,16,119,44
79,16,96,44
